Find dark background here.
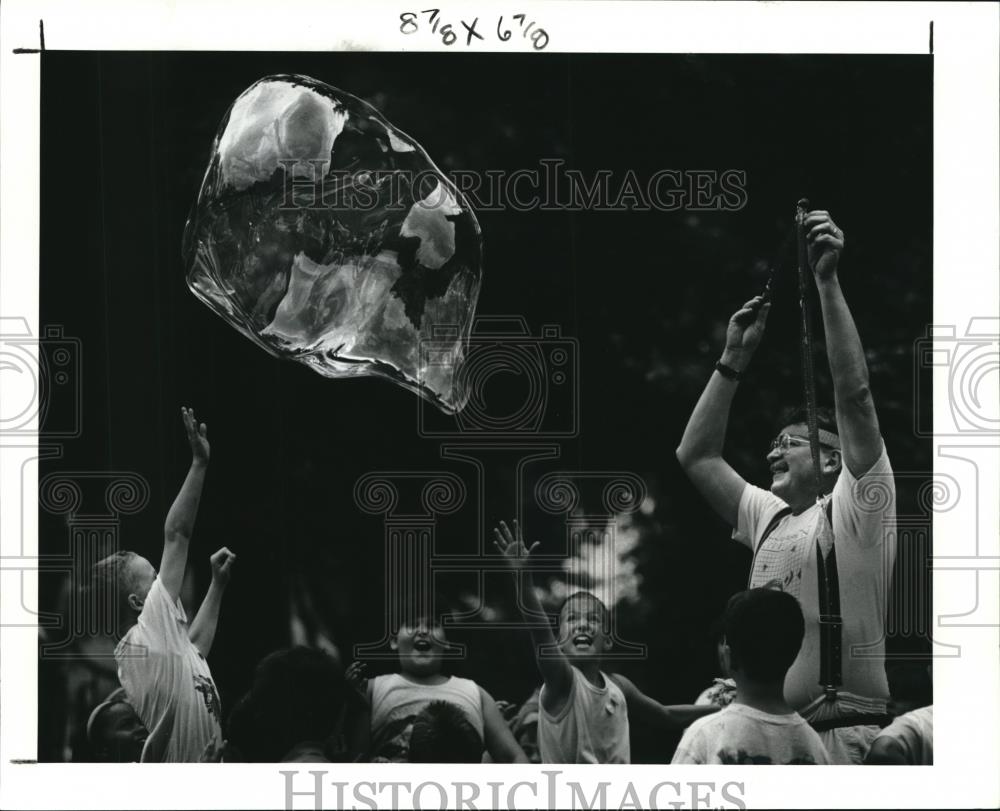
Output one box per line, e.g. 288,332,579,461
38,52,932,762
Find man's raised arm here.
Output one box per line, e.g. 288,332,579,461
675,296,770,527
804,211,882,477
160,407,210,603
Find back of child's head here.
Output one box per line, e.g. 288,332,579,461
724,588,804,683
408,700,483,763
89,551,142,620
227,646,345,762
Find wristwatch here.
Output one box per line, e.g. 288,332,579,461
715,360,742,381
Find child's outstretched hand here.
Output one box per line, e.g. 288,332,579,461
210,547,236,587
345,661,370,706
182,406,210,465
494,699,519,726
493,519,540,570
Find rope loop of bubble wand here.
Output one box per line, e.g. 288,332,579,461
794,198,826,503
758,199,824,501
763,201,841,703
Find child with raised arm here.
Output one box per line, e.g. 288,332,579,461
93,407,235,762
345,599,529,763
672,589,832,765
494,520,718,764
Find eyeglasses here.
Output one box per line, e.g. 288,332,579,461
769,433,812,453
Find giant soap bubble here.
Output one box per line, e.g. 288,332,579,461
182,75,482,413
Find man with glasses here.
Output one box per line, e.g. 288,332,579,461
675,210,897,764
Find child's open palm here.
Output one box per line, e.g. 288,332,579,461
182,406,210,463
493,520,539,570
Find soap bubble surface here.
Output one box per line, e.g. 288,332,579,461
183,74,482,413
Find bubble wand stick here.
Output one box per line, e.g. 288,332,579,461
794,198,826,502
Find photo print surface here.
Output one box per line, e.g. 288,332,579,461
34,49,934,768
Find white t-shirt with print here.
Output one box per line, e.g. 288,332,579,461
117,577,223,762
672,703,832,765
735,445,896,711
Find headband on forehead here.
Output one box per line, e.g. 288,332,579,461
817,428,841,449
787,428,841,449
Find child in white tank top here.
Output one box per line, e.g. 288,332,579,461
346,607,528,763
495,520,719,763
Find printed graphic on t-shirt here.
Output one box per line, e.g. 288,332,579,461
372,716,417,761
751,525,810,599
193,675,222,725
697,679,737,708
